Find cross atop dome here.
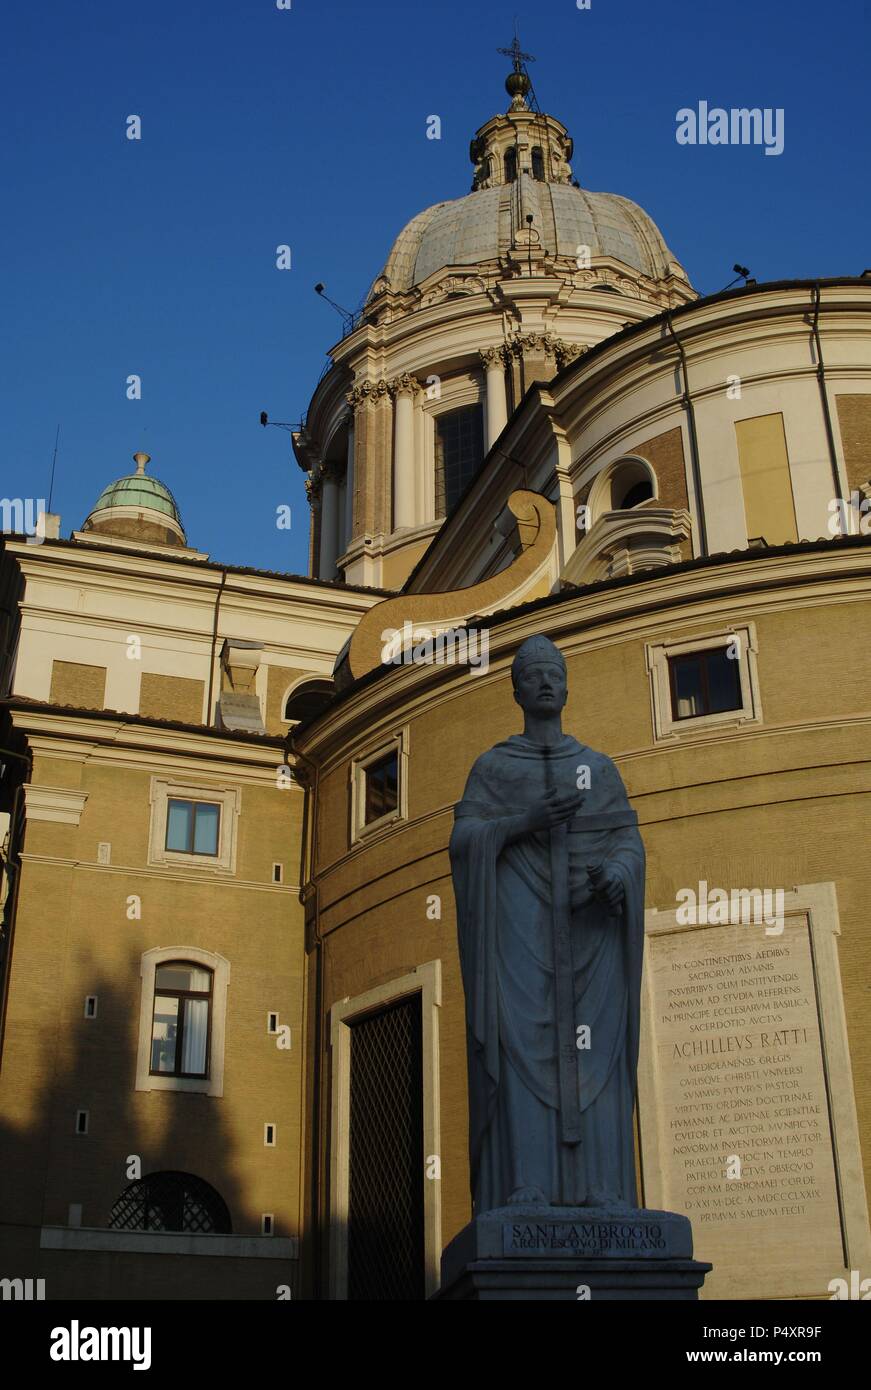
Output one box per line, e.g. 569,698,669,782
497,27,535,111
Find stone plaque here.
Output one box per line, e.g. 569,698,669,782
501,1216,680,1258
639,903,852,1298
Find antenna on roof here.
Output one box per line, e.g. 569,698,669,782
47,424,60,513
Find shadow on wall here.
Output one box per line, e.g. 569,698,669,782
0,957,297,1300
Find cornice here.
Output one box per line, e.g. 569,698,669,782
294,538,871,761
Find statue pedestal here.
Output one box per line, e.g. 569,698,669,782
435,1205,712,1301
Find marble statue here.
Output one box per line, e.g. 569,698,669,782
450,634,646,1212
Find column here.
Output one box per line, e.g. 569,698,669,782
318,464,340,578
481,347,508,449
343,423,355,548
391,375,418,530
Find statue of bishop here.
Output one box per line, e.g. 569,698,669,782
450,634,646,1212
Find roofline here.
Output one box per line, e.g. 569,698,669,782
0,696,287,746
402,274,871,592
291,531,871,744
0,533,395,598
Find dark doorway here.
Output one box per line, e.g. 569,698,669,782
346,994,425,1299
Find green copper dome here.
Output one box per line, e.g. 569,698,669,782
92,473,182,521
83,453,187,547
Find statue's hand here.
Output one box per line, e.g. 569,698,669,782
588,863,625,914
522,785,584,834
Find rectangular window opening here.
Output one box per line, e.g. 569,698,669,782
84,996,98,1019
434,404,485,518
165,798,221,856
668,647,743,721
363,750,399,826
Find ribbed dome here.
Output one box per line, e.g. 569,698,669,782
371,174,687,298
83,453,187,547
91,473,181,521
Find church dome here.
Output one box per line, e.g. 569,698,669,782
367,54,691,303
82,453,187,547
372,175,686,296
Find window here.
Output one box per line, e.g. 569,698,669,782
646,626,763,741
364,751,398,826
148,778,241,874
504,147,517,182
668,649,742,721
165,799,220,856
108,1171,231,1234
136,947,230,1096
150,961,213,1078
351,731,408,844
434,404,485,517
283,678,333,723
531,146,545,181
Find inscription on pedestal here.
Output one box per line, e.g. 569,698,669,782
503,1219,668,1256
641,914,845,1295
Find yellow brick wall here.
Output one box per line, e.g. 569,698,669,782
0,746,307,1297
635,425,689,515
735,412,798,545
139,672,204,724
50,661,106,710
835,393,871,493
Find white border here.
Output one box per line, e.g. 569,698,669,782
135,945,230,1097
646,622,763,741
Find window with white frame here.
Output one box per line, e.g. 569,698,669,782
136,946,230,1097
646,625,763,741
350,731,408,843
148,778,241,873
149,961,213,1079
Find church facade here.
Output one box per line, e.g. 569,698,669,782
1,58,870,1301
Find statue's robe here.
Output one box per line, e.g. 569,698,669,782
449,733,645,1212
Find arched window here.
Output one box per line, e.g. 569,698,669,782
606,460,656,512
150,961,213,1079
283,678,333,724
136,946,230,1097
504,147,517,183
108,1172,231,1234
531,146,545,181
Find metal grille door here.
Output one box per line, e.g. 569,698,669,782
347,993,425,1300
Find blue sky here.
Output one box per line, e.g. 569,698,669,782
2,0,869,575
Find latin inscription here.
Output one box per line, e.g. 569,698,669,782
503,1221,667,1256
644,916,844,1286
